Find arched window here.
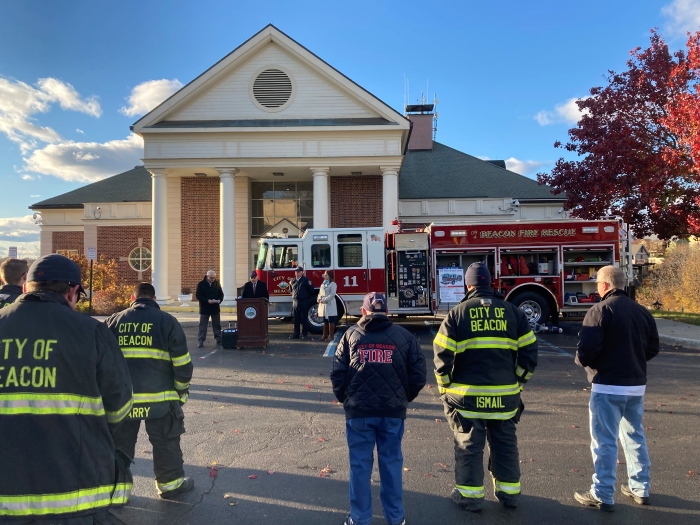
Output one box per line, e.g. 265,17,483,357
128,247,152,271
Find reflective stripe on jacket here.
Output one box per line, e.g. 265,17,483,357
106,297,193,420
0,292,134,519
433,287,538,419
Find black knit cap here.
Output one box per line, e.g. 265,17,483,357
27,254,86,295
465,262,491,287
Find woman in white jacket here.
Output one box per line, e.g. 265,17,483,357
317,269,338,341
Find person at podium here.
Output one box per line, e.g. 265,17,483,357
241,271,269,300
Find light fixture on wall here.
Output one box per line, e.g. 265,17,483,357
194,172,207,177
93,206,101,220
32,212,42,225
273,172,284,177
499,198,520,213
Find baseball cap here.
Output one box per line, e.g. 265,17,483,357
27,254,86,295
362,292,387,313
250,271,258,278
465,262,491,286
295,266,304,272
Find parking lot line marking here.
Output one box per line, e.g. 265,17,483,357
323,328,346,357
537,337,572,356
199,348,219,360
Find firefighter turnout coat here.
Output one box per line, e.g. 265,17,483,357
0,292,134,520
106,298,193,420
434,287,538,420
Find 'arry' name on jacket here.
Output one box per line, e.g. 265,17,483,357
469,306,508,332
356,343,396,363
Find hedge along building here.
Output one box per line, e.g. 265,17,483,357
30,24,564,304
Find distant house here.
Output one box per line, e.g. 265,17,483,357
631,243,650,265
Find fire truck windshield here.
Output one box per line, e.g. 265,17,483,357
256,243,268,270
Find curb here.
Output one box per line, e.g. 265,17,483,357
659,334,700,350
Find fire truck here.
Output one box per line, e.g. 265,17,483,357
254,219,631,333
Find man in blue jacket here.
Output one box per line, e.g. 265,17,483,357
574,265,659,512
331,292,426,525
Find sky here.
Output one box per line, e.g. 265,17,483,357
1,0,699,256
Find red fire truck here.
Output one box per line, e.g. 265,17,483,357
254,219,631,332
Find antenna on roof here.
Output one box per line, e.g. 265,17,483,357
433,94,439,141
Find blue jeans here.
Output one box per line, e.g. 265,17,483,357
346,417,405,525
589,393,651,504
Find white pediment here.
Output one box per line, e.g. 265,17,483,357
171,44,377,121
133,25,408,131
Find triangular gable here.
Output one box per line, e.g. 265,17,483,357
133,25,408,131
261,218,302,238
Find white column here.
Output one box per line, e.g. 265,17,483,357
311,167,330,229
149,168,171,304
381,166,400,232
217,168,237,306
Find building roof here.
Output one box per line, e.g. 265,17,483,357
30,166,151,209
399,142,563,201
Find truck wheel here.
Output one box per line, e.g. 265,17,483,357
307,303,324,334
511,292,550,326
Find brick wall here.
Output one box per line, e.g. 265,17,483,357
330,176,383,228
181,177,220,294
52,231,84,254
96,226,152,284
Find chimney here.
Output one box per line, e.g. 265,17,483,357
406,104,434,151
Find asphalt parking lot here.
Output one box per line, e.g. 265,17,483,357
111,318,700,525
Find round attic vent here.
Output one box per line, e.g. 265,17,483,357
252,68,294,110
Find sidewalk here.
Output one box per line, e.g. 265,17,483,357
654,317,700,350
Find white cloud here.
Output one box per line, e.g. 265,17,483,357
29,195,40,198
0,77,101,153
21,174,34,180
76,128,84,134
504,157,547,175
662,0,700,37
23,133,144,183
0,215,40,244
120,79,183,117
535,97,588,126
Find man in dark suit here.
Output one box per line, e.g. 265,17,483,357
290,266,315,339
241,271,269,300
196,270,224,348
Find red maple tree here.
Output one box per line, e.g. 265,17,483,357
537,30,700,239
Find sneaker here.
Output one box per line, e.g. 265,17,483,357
197,342,203,348
342,516,356,525
159,478,195,499
621,485,650,506
289,334,300,339
389,521,406,525
451,488,483,513
301,334,309,340
574,490,614,512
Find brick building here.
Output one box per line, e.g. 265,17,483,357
31,25,563,303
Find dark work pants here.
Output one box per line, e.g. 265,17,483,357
198,312,221,343
444,404,521,506
113,403,186,494
292,300,311,336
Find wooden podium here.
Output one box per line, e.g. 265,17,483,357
236,298,269,348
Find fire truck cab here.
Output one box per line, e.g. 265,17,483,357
255,219,631,332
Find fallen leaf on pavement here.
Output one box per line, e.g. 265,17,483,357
321,465,335,474
434,419,443,423
403,468,411,471
646,427,654,430
318,438,327,442
279,380,285,383
213,421,218,424
267,470,275,475
571,425,579,428
571,469,579,472
228,502,237,506
234,429,240,433
248,475,258,479
223,494,232,499
216,430,223,434
425,473,437,478
433,463,447,468
209,470,218,478
142,450,151,454
306,385,312,388
688,471,697,477
427,385,434,389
